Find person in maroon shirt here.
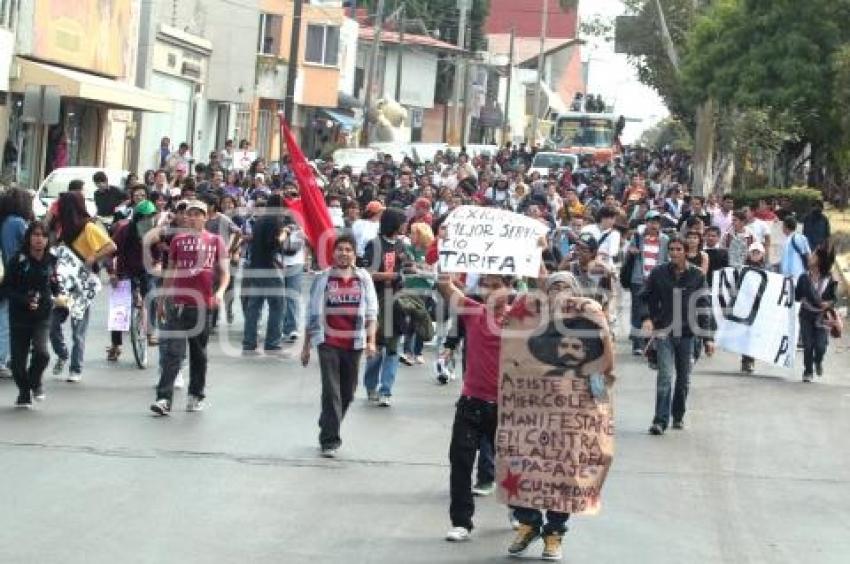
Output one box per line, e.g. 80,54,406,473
437,272,514,542
150,200,230,416
302,234,378,457
106,200,158,362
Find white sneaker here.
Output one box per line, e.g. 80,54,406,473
445,526,471,542
509,509,521,530
186,395,206,412
378,395,391,407
66,372,82,383
174,371,185,389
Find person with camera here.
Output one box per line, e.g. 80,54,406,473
2,222,65,408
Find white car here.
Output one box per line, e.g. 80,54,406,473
410,142,449,164
529,152,579,177
32,167,129,220
369,142,414,165
331,148,379,175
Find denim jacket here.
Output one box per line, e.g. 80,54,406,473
306,267,378,350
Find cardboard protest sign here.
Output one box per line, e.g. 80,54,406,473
712,267,799,367
496,295,615,515
108,280,133,332
233,150,258,172
439,206,548,278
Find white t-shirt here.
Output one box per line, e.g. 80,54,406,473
581,224,622,268
351,219,380,257
747,219,770,245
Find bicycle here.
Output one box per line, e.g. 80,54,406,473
129,288,148,369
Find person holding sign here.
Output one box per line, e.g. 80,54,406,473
501,271,615,561
795,245,837,382
641,235,715,435
437,271,514,543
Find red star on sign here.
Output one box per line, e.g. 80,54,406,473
500,470,522,500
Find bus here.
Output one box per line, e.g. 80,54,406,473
549,112,622,165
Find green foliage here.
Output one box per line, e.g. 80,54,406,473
359,0,490,50
731,187,822,216
639,118,693,151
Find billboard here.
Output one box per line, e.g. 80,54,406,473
33,0,136,78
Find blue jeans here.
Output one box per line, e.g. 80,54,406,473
363,345,400,396
476,434,495,484
282,266,302,335
49,306,90,373
242,274,285,350
511,507,570,535
653,336,694,428
403,332,424,357
0,298,9,369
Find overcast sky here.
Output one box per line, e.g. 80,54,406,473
579,0,669,143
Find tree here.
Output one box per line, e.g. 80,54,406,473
639,117,693,151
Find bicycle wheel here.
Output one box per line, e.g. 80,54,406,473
130,305,148,369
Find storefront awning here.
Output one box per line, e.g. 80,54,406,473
12,58,172,113
320,109,359,132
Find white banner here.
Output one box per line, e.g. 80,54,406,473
711,267,799,367
108,280,133,332
233,150,258,172
439,206,548,278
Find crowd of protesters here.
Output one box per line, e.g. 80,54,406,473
0,133,840,561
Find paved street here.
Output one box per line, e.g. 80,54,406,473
0,296,848,564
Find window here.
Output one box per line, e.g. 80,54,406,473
305,24,340,66
258,13,282,55
0,0,19,29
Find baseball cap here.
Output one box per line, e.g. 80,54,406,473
185,200,208,214
366,200,386,215
134,200,156,216
748,241,765,254
577,232,599,252
645,210,661,221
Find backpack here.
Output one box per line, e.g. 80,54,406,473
619,233,640,289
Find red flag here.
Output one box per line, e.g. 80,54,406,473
280,120,335,268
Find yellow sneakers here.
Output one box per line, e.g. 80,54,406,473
507,523,540,555
542,532,563,560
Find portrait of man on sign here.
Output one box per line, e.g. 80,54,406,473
527,317,607,379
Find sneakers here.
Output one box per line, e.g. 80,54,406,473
445,526,471,542
174,371,185,389
671,420,685,430
15,392,32,409
414,355,425,365
106,345,121,362
150,398,171,416
287,332,299,343
471,481,495,496
803,372,814,383
242,348,262,357
508,524,540,555
186,396,206,412
815,362,823,377
509,509,521,530
377,395,391,407
435,358,454,385
649,423,665,436
33,387,46,402
52,358,66,377
399,354,414,367
147,335,159,347
366,389,379,402
320,446,338,458
542,532,564,560
741,359,755,374
66,372,82,383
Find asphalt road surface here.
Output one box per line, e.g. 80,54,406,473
0,295,848,564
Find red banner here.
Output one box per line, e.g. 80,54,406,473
280,120,335,268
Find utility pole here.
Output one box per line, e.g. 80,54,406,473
394,2,405,102
451,0,469,145
502,25,515,145
362,0,386,145
461,29,471,146
283,0,304,128
530,0,548,146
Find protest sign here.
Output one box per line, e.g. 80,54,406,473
711,267,799,367
233,150,258,172
108,280,132,332
439,206,548,278
54,245,102,320
496,295,615,515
